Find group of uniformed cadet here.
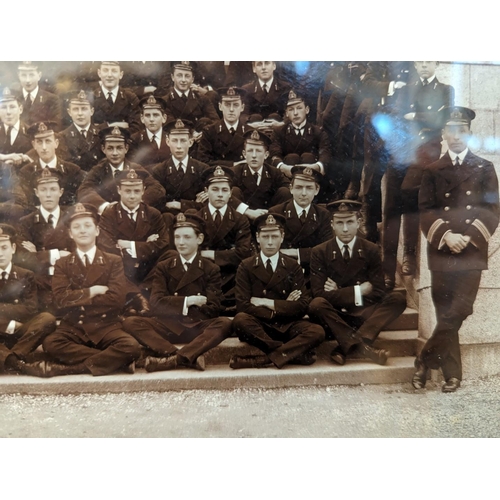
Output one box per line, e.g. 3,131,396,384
0,61,497,393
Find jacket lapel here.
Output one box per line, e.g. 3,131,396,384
175,254,205,291
266,254,288,289
83,249,108,285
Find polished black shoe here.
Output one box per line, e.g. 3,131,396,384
145,355,177,373
358,342,389,365
411,359,428,389
122,361,135,374
442,378,461,393
21,361,78,378
401,247,417,276
330,349,346,366
229,355,273,369
290,350,317,366
177,355,206,371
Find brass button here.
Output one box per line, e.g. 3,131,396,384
14,299,18,304
102,314,106,318
78,320,83,325
445,193,450,198
174,292,178,296
465,219,471,224
444,206,450,211
341,308,347,313
466,191,471,195
466,205,471,210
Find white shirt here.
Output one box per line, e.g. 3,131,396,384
420,75,436,85
5,120,20,144
120,202,140,258
174,88,190,99
146,128,162,147
40,205,62,272
259,77,274,91
76,245,97,266
336,236,363,306
294,200,310,219
235,166,264,215
180,254,196,315
100,84,119,102
74,123,91,135
448,148,468,166
23,86,39,101
260,251,279,272
172,156,188,171
224,120,239,132
292,119,307,135
40,157,58,169
208,203,227,219
1,262,17,334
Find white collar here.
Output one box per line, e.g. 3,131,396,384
224,120,239,131
172,156,189,169
293,200,311,216
76,245,97,265
6,120,20,132
109,162,125,171
336,236,357,254
292,119,307,130
174,88,190,98
259,76,274,89
420,75,436,84
180,253,196,266
40,205,60,223
120,201,140,214
260,251,279,270
23,87,39,99
208,203,228,217
146,128,162,141
74,123,91,133
249,165,264,176
100,83,119,97
41,157,58,169
448,148,468,163
0,262,13,275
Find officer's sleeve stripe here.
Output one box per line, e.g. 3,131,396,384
472,219,491,242
428,219,445,243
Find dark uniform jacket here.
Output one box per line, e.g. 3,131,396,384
0,122,32,155
269,121,333,168
152,156,209,212
310,237,386,314
162,89,219,126
149,253,223,335
242,78,291,119
98,201,169,281
419,150,500,272
197,204,253,279
20,89,62,129
52,249,129,343
197,120,248,167
58,123,105,172
231,162,290,210
19,158,85,210
17,207,74,279
235,252,310,333
269,200,333,265
129,129,171,169
0,265,38,333
77,159,166,211
91,85,141,133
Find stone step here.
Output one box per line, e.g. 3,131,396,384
203,330,418,364
0,356,417,395
384,307,418,331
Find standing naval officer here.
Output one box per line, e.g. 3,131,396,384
414,106,499,392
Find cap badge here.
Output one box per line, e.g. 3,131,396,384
147,95,157,105
38,123,48,133
111,126,122,136
177,213,186,223
182,61,189,66
339,203,348,212
126,169,138,179
227,87,236,96
304,167,313,176
288,90,297,100
251,130,260,141
3,88,11,97
74,203,87,214
41,168,52,178
266,214,276,226
175,119,185,129
77,90,86,100
450,109,463,120
214,166,225,177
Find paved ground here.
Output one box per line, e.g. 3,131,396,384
1,376,500,437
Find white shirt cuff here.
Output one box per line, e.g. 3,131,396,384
182,297,189,316
316,162,324,175
387,81,396,96
128,241,137,258
6,320,17,334
237,203,249,215
49,249,60,265
439,230,452,250
354,285,364,307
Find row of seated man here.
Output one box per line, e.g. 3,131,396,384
0,190,406,377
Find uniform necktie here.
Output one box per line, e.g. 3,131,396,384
262,83,268,94
151,135,159,149
343,244,350,263
422,78,429,86
266,258,273,276
127,211,136,221
229,127,235,135
177,162,185,179
81,129,87,139
48,214,55,228
181,93,188,102
113,169,120,178
24,93,32,112
1,271,7,281
214,209,222,228
107,92,114,106
83,254,90,267
454,157,460,166
253,172,259,185
300,209,307,224
5,126,12,146
295,127,303,136
184,261,191,272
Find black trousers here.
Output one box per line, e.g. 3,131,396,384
43,326,141,376
0,312,56,372
420,270,482,381
232,313,325,369
122,315,232,365
308,292,406,354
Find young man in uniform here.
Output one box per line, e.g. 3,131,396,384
77,126,165,214
17,168,74,312
0,223,57,377
231,129,291,220
122,212,232,372
230,213,325,369
308,200,406,366
42,203,141,376
414,106,499,393
129,94,171,169
59,90,104,172
197,87,249,167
